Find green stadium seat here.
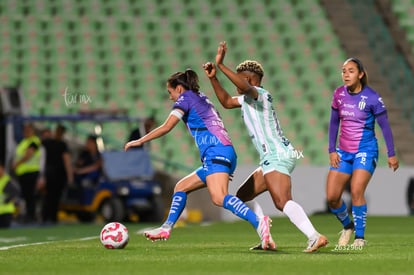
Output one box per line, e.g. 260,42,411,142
0,0,355,169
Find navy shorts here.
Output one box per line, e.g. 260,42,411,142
196,146,237,184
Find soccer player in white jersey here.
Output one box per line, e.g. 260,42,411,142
203,41,328,252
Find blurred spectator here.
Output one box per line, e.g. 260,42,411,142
144,116,156,134
40,127,52,140
12,123,41,223
128,116,156,148
0,162,20,228
39,124,74,224
408,177,414,216
74,135,102,187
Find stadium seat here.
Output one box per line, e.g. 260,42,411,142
0,0,360,170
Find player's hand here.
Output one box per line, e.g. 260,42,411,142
329,152,340,169
215,41,227,65
124,142,133,151
203,62,216,78
67,175,75,186
124,140,141,151
388,156,399,172
36,176,46,191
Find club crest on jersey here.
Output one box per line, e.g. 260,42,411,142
358,96,367,110
378,97,385,108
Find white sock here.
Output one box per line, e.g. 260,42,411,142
245,200,264,218
283,200,318,239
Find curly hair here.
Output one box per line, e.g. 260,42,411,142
236,60,264,80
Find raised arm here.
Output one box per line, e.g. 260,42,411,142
203,62,240,109
215,41,258,99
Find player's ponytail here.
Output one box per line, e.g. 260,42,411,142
167,69,200,93
184,69,200,92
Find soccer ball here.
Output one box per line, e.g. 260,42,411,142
100,222,129,249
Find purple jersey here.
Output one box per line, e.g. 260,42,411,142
331,85,387,153
173,90,233,158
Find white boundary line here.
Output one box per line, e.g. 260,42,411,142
0,237,28,243
0,236,98,251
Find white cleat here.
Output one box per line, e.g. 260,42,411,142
352,238,367,247
338,228,354,246
250,234,277,251
256,216,271,250
304,234,328,253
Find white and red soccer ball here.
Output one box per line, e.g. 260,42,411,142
100,222,129,249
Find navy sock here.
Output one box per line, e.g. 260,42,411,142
223,194,259,228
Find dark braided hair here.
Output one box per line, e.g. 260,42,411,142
167,69,200,92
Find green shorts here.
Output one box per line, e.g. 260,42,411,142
260,153,296,176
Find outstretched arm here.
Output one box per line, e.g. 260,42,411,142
215,41,258,99
203,62,240,109
124,112,181,150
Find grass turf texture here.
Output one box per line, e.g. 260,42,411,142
0,215,413,274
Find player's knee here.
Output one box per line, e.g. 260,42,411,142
275,200,287,211
327,196,342,209
210,194,224,207
350,188,365,201
272,193,291,211
351,194,365,205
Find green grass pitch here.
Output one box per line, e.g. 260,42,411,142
0,215,413,274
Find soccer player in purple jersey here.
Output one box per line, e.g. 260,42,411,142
125,69,272,250
326,58,399,247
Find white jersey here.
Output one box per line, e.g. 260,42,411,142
236,86,294,161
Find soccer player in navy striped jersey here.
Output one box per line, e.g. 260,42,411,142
326,58,399,247
203,41,328,252
125,69,272,250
